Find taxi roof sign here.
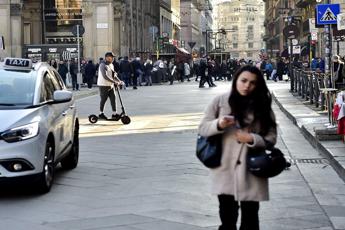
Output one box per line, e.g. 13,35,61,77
3,58,32,70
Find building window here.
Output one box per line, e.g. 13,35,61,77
233,43,238,49
247,52,253,57
23,23,31,45
232,34,238,41
248,43,253,48
43,0,82,44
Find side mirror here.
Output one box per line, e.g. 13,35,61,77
53,90,73,103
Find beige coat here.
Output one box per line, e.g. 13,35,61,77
198,91,277,201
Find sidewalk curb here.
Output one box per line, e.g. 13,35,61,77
272,92,345,182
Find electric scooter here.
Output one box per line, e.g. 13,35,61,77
88,85,131,125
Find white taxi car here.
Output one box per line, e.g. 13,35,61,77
0,58,79,193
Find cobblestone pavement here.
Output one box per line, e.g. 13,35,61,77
0,81,344,230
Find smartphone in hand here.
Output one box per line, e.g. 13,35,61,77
223,115,234,122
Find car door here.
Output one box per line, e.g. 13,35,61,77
41,72,67,157
50,69,75,150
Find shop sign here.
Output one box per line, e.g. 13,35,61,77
66,48,77,52
337,13,345,30
44,9,82,20
49,48,57,52
28,48,41,53
309,19,318,33
97,23,108,29
293,45,301,54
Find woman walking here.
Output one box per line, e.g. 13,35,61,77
198,65,277,230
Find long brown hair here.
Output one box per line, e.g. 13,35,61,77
229,65,276,135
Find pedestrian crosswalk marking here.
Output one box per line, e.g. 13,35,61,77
79,113,203,137
320,7,337,21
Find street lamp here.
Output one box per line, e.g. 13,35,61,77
283,15,302,92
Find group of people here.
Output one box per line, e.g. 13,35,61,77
53,59,97,91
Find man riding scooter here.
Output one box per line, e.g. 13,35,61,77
97,52,124,120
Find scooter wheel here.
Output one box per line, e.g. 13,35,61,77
121,116,131,125
89,115,98,124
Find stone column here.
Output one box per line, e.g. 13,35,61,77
0,0,11,58
10,1,22,57
113,1,123,56
22,0,42,45
83,0,116,62
0,0,23,58
82,1,94,60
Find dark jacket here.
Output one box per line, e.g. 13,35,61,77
276,60,285,75
69,62,77,77
58,64,68,79
112,60,120,73
85,62,96,78
120,60,131,73
199,59,208,77
144,63,153,75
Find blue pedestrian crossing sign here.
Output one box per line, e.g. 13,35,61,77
316,4,340,25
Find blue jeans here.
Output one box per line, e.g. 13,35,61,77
121,72,130,87
72,74,79,90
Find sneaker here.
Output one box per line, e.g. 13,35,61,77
112,114,121,120
99,113,108,120
133,86,138,89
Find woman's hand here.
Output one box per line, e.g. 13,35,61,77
235,129,254,144
218,115,235,130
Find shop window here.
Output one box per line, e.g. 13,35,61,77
43,0,82,44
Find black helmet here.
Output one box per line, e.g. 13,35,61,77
247,147,287,178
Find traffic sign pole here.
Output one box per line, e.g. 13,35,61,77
77,25,82,85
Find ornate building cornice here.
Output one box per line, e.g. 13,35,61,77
10,3,22,16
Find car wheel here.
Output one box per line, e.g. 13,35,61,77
36,141,55,193
61,124,79,170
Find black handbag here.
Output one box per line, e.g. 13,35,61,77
196,134,222,168
247,147,287,178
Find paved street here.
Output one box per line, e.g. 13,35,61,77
1,81,345,230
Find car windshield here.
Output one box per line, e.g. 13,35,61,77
0,70,36,108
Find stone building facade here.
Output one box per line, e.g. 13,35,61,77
180,0,213,55
264,0,345,60
0,0,160,62
213,0,265,60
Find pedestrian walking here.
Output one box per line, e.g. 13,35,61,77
198,65,277,230
199,58,214,88
120,56,131,88
220,60,228,81
194,61,200,81
265,60,273,80
85,60,96,89
144,59,153,86
57,60,68,85
275,58,285,81
70,59,79,91
184,62,191,81
97,52,124,120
